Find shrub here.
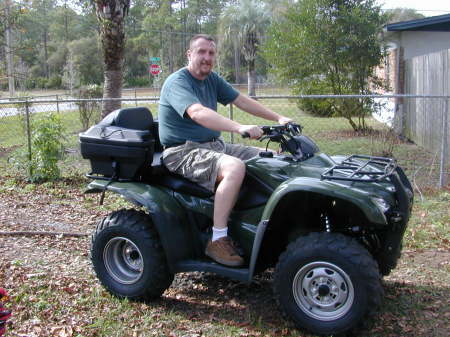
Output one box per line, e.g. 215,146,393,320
75,85,103,130
125,76,151,88
369,128,399,158
10,113,66,183
45,75,62,89
293,79,335,117
33,77,48,89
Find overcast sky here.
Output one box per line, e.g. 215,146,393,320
377,0,450,16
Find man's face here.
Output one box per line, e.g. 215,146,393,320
187,38,216,79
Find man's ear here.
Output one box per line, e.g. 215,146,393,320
186,49,191,61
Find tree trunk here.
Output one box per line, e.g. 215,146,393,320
345,116,358,131
102,70,123,117
94,0,129,117
5,0,15,97
233,36,240,83
168,29,174,74
43,29,49,78
248,58,256,97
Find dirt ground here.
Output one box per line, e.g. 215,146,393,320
0,180,449,337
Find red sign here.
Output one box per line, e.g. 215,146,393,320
150,64,161,75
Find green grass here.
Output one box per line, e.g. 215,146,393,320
405,191,450,250
0,97,445,190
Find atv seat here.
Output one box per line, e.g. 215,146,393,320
149,150,271,210
149,151,214,198
148,123,271,206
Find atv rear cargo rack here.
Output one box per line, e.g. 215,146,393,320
321,155,397,182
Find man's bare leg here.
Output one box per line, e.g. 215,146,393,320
205,156,245,266
214,156,245,228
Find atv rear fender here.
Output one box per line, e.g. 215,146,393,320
261,177,389,225
86,180,192,272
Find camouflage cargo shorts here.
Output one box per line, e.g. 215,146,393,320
162,138,260,192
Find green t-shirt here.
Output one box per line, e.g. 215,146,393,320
158,67,239,147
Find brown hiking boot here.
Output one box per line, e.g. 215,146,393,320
205,237,244,267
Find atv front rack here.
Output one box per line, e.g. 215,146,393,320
321,155,397,182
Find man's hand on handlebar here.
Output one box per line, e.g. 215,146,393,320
278,116,293,125
238,125,263,139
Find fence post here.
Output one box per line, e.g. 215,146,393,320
56,94,60,114
439,98,448,188
25,99,32,178
135,88,138,107
229,103,234,144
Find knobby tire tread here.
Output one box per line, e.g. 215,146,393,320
273,232,383,336
91,208,173,301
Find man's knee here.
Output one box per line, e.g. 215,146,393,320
217,156,245,181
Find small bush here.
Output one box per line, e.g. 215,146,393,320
10,113,66,183
75,85,103,130
45,75,62,89
369,128,399,158
33,77,48,89
293,79,335,117
24,78,37,90
125,76,151,88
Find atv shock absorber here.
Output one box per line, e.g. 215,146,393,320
321,213,332,232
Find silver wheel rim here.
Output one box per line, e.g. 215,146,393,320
292,261,354,321
103,237,144,284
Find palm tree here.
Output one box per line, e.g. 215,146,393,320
219,0,270,96
92,0,130,117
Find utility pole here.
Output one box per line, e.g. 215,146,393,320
5,0,15,97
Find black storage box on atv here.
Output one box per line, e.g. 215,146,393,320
79,107,156,180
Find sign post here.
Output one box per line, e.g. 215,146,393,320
149,57,162,89
150,63,161,76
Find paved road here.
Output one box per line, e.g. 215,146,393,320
0,95,158,118
0,101,79,117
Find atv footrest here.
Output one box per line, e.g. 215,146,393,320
321,155,397,182
174,260,250,283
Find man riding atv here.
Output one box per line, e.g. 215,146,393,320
80,36,413,337
159,34,292,266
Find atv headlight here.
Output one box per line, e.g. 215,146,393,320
371,197,390,214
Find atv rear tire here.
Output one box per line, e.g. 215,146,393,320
91,209,174,301
274,232,383,336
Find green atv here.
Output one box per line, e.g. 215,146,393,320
79,107,413,336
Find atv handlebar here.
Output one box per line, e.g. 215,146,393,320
260,123,302,137
241,123,309,161
241,122,303,139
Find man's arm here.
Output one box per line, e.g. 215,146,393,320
186,103,262,138
232,94,292,125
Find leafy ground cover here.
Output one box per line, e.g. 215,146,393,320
0,97,449,336
0,176,448,337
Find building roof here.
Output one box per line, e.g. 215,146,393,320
386,13,450,32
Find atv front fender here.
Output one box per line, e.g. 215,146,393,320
86,180,192,272
261,177,388,225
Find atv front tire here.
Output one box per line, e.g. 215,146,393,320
274,232,383,335
91,209,174,301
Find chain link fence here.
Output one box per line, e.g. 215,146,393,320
121,83,291,99
0,94,448,191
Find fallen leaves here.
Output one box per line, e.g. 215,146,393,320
0,177,449,337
